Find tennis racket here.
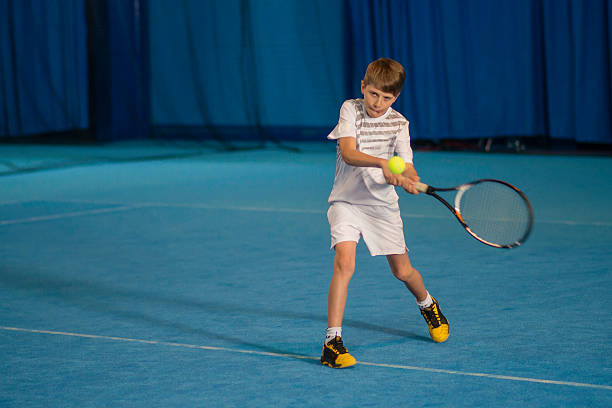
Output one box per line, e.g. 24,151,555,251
415,179,533,248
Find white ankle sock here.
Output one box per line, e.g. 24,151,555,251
325,327,342,344
417,292,433,309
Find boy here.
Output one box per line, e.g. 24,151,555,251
321,58,449,369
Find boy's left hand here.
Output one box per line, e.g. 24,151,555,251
381,163,403,186
381,160,420,194
401,174,420,194
400,164,420,194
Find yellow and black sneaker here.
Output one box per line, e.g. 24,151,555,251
321,336,356,368
420,297,449,343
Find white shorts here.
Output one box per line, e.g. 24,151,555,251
327,201,407,256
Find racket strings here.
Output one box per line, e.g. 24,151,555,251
457,182,531,246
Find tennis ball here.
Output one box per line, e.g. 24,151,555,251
387,156,406,174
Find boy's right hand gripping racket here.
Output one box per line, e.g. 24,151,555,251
415,179,534,249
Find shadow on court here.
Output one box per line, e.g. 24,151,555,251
0,267,431,365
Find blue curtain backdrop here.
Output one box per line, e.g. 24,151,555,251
0,0,610,144
149,0,346,141
86,0,149,141
0,0,89,138
347,0,612,143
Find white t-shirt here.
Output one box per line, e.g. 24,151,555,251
327,99,413,206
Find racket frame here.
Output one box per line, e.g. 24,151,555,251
415,179,534,249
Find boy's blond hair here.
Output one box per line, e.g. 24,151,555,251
362,58,405,96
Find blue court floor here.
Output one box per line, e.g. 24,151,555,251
1,142,611,407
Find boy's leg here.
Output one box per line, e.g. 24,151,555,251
387,252,449,343
322,241,357,368
328,241,357,328
386,252,428,301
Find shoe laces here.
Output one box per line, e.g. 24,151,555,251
421,304,442,328
329,337,348,354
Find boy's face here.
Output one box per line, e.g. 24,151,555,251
361,81,398,118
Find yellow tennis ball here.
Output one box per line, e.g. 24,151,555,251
388,156,406,174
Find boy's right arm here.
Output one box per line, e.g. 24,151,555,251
337,137,403,186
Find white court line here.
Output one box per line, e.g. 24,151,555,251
150,202,324,215
61,200,612,227
0,205,147,226
3,199,612,227
1,326,611,391
0,200,26,206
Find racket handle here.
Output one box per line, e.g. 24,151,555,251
415,182,429,193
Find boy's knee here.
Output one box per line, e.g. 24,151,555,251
392,265,416,282
334,254,355,277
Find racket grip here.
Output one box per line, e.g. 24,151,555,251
415,182,429,193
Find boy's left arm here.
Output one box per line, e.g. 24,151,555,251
394,122,419,194
401,163,420,195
